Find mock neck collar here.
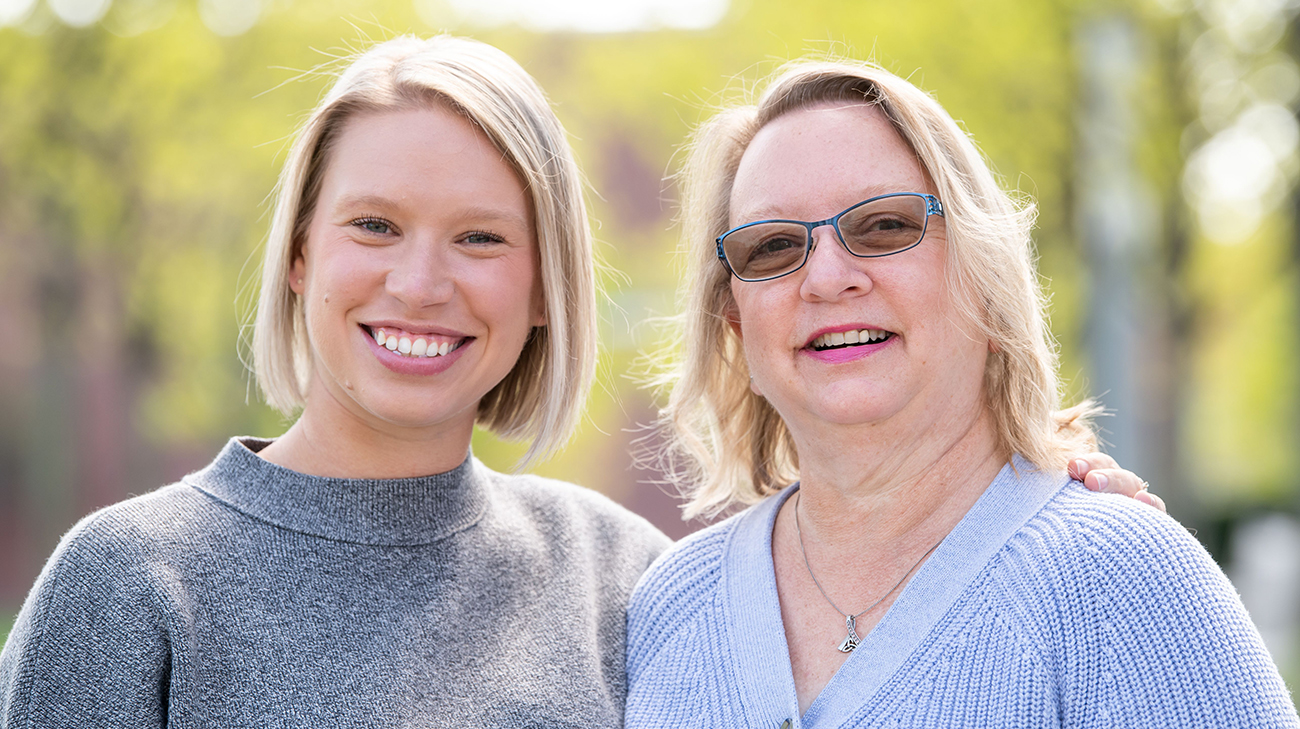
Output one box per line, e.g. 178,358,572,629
184,437,488,546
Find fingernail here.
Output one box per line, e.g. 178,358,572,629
1094,473,1109,492
1071,459,1087,475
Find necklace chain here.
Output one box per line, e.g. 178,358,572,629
792,491,944,652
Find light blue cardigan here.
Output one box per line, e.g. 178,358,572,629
626,458,1300,728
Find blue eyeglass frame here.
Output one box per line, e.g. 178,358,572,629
715,192,945,282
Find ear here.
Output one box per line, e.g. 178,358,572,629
531,276,548,328
724,302,743,340
289,252,307,296
723,303,762,396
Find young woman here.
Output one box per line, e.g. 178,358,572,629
626,59,1295,728
1,36,1159,726
0,36,670,726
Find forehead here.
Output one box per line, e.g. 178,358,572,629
729,102,930,225
320,105,531,224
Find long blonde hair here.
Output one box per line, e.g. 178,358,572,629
657,59,1098,518
251,36,597,464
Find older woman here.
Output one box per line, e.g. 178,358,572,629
626,60,1297,727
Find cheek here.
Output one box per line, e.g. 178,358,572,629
729,282,781,342
468,257,544,334
301,248,378,344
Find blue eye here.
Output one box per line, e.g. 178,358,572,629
463,231,505,245
353,218,392,235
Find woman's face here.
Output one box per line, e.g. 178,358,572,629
289,105,544,437
726,102,989,436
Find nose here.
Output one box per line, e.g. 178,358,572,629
798,224,872,302
384,236,454,309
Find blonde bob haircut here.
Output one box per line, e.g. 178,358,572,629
659,59,1098,518
252,35,596,464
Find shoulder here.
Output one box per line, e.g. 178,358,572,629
996,482,1298,723
994,480,1225,610
1012,480,1213,583
993,482,1256,667
474,461,673,566
626,507,742,654
1041,483,1255,628
4,478,230,637
35,481,225,582
0,483,214,723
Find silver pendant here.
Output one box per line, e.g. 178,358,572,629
837,615,861,653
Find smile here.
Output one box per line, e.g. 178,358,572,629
365,326,468,358
809,328,893,351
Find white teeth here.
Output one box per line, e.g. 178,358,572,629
372,327,462,358
813,328,891,350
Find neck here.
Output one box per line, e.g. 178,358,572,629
259,379,475,480
791,402,1005,551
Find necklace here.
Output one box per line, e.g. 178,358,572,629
792,491,944,653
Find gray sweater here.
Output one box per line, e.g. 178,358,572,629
0,438,671,728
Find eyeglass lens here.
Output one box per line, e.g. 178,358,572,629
721,194,929,280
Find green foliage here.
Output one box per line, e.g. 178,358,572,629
1185,217,1299,504
0,609,12,649
0,0,1293,510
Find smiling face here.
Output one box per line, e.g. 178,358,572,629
288,105,544,439
727,102,989,437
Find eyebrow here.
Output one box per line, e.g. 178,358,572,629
448,205,532,229
333,193,399,212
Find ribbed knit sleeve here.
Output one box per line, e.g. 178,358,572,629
627,524,752,726
627,526,726,669
1043,487,1296,727
0,503,177,727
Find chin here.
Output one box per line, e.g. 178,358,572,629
785,394,904,429
819,405,900,427
371,401,474,430
806,384,905,424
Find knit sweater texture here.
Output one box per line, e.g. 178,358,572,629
1,437,671,728
625,457,1300,728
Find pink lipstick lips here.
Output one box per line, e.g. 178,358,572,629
802,326,895,364
362,324,472,375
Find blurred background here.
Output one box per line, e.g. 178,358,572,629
1,0,1298,689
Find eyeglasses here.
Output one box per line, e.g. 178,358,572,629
715,192,944,282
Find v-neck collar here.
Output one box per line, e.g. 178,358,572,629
721,457,1068,728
